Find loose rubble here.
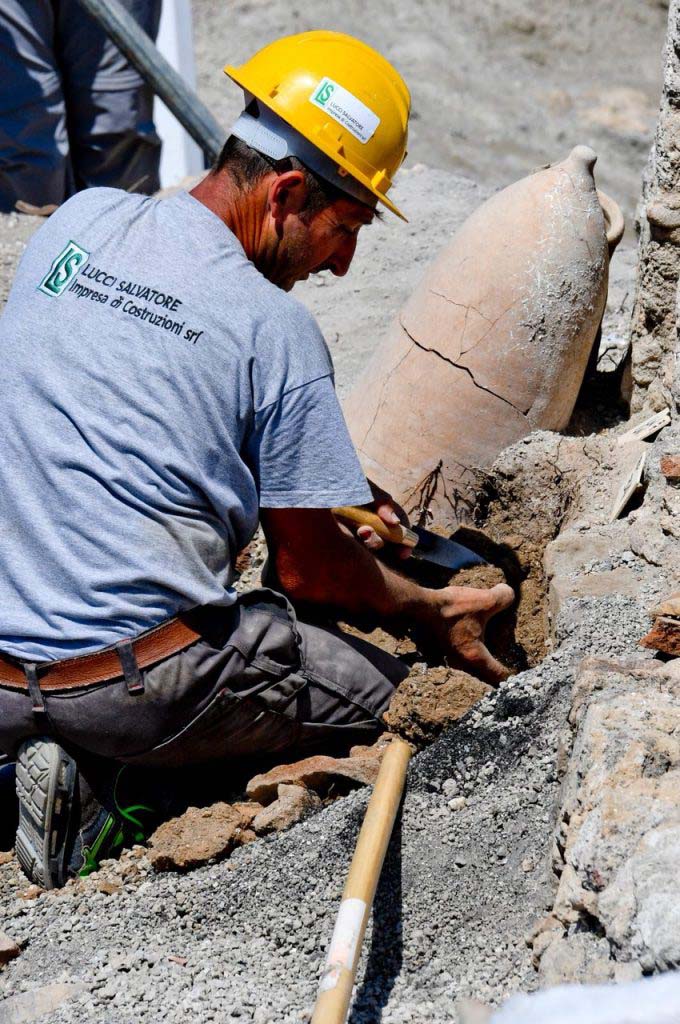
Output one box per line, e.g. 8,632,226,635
0,930,20,965
2,5,680,1018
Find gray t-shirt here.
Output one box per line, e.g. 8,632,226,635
0,188,371,660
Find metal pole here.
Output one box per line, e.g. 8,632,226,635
76,0,225,164
311,738,413,1024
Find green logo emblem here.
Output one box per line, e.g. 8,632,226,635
38,240,89,297
314,80,335,107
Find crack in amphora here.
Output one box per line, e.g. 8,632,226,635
399,317,529,417
426,290,522,357
358,344,413,450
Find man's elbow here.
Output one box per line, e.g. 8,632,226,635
274,553,333,605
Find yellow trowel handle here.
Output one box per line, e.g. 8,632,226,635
332,506,419,548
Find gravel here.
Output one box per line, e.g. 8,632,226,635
0,3,672,1017
0,582,658,1023
0,157,663,1019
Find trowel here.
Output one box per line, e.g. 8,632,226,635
332,506,486,571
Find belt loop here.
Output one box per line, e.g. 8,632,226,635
24,664,46,715
116,640,145,696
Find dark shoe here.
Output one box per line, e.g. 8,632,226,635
16,738,160,889
16,737,78,888
0,758,18,852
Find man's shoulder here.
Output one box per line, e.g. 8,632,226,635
54,187,147,221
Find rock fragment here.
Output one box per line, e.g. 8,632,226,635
650,591,680,617
251,784,322,835
0,983,84,1023
660,453,680,481
0,930,20,964
640,615,680,656
19,885,43,901
149,801,260,872
641,591,680,655
383,666,490,746
245,747,387,804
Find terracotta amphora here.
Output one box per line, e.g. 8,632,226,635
343,145,624,529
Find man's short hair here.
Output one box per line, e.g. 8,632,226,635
214,136,349,218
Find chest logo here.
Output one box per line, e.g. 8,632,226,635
38,240,89,297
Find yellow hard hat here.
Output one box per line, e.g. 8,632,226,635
224,31,410,220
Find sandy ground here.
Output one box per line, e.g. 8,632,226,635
190,0,667,397
192,0,667,225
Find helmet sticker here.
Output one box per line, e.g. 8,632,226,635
310,77,380,144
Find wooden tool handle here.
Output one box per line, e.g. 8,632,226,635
332,506,419,548
311,738,413,1024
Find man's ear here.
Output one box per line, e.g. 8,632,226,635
268,169,308,225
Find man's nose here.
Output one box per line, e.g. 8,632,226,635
329,235,358,277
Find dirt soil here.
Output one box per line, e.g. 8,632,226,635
384,666,491,746
193,0,666,228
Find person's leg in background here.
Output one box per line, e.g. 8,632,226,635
0,0,73,212
57,0,162,194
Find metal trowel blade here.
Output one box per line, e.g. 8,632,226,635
411,526,487,571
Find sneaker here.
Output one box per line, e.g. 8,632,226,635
15,737,160,889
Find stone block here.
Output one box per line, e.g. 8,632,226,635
537,658,680,977
549,567,638,626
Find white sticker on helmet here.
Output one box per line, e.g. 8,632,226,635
310,77,380,144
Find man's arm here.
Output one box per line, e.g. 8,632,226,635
260,507,514,684
261,507,433,621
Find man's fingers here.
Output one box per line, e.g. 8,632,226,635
357,524,385,550
374,500,400,526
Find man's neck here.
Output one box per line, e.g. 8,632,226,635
190,171,268,264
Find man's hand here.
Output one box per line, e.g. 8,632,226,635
354,480,412,560
259,507,514,684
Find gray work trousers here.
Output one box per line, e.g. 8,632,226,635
0,0,162,212
0,590,408,766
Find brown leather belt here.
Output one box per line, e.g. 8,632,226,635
0,616,203,694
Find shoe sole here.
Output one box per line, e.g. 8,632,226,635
15,738,77,889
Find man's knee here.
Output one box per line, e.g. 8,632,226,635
296,618,409,726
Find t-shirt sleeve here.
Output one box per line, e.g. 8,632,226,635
247,375,373,508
